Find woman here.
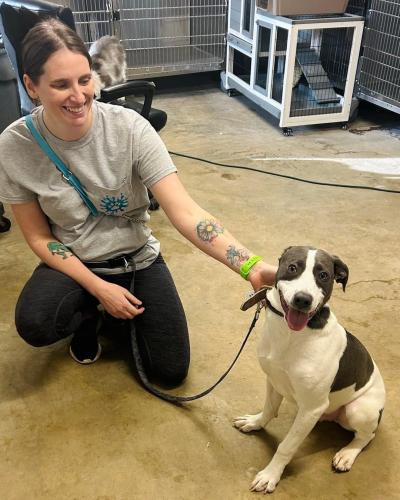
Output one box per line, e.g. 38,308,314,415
0,19,275,387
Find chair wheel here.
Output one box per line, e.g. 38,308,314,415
282,127,293,136
341,122,349,130
0,216,11,233
227,89,239,97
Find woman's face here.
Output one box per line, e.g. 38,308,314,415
24,48,94,141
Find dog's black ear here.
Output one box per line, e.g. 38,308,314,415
278,246,293,266
276,246,293,287
333,256,349,292
282,246,293,255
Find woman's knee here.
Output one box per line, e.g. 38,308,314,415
135,327,190,387
15,266,92,347
15,308,58,347
149,341,190,388
153,360,190,388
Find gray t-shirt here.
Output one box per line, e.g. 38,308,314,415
0,101,177,270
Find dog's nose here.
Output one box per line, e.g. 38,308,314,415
292,292,313,311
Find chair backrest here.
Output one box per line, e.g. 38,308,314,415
0,0,75,115
0,36,21,132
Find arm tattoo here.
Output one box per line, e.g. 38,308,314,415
226,245,250,268
196,218,224,243
47,242,73,260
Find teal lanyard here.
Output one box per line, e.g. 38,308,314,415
25,115,99,216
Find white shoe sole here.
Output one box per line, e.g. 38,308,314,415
69,342,102,364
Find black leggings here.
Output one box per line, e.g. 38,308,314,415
15,254,190,386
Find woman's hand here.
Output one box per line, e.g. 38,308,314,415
92,280,145,319
248,261,277,292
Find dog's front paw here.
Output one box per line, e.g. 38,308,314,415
233,412,266,432
332,447,358,472
250,465,282,494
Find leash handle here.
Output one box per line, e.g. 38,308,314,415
129,268,262,403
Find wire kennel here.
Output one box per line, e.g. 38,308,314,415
64,0,113,43
352,0,400,114
222,2,364,134
322,0,400,115
63,0,227,79
346,0,367,14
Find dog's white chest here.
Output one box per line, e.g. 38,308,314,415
256,311,340,401
257,317,297,399
258,355,295,400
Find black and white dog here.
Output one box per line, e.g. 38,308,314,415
236,246,385,493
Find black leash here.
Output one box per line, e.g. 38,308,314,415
129,268,265,403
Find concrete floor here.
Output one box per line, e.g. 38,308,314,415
1,80,399,500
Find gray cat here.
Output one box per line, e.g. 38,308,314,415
89,35,127,98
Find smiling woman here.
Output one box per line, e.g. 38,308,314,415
0,18,276,388
21,19,94,141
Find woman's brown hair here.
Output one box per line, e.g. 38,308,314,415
22,18,92,84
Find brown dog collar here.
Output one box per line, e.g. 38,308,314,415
241,286,284,318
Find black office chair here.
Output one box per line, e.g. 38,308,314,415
0,0,167,209
0,35,17,232
0,202,11,232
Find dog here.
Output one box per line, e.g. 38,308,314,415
89,35,127,98
235,246,385,493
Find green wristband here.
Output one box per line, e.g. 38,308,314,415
240,255,262,280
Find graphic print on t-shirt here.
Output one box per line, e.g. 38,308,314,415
100,193,129,215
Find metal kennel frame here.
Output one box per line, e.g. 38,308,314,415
347,0,367,14
324,0,400,114
354,0,400,114
222,3,364,131
63,0,227,79
63,0,113,43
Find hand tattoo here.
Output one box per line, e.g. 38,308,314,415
226,245,250,268
196,218,224,243
47,242,73,259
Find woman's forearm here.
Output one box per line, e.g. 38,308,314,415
28,236,104,295
174,209,253,271
151,174,276,287
11,201,104,296
171,209,275,285
27,236,144,318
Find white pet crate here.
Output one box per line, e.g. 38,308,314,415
221,1,364,134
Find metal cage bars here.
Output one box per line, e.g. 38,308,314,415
64,0,113,44
358,0,400,108
63,0,227,78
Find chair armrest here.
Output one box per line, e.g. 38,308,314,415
99,80,155,119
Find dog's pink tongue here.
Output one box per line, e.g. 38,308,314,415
286,308,309,331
